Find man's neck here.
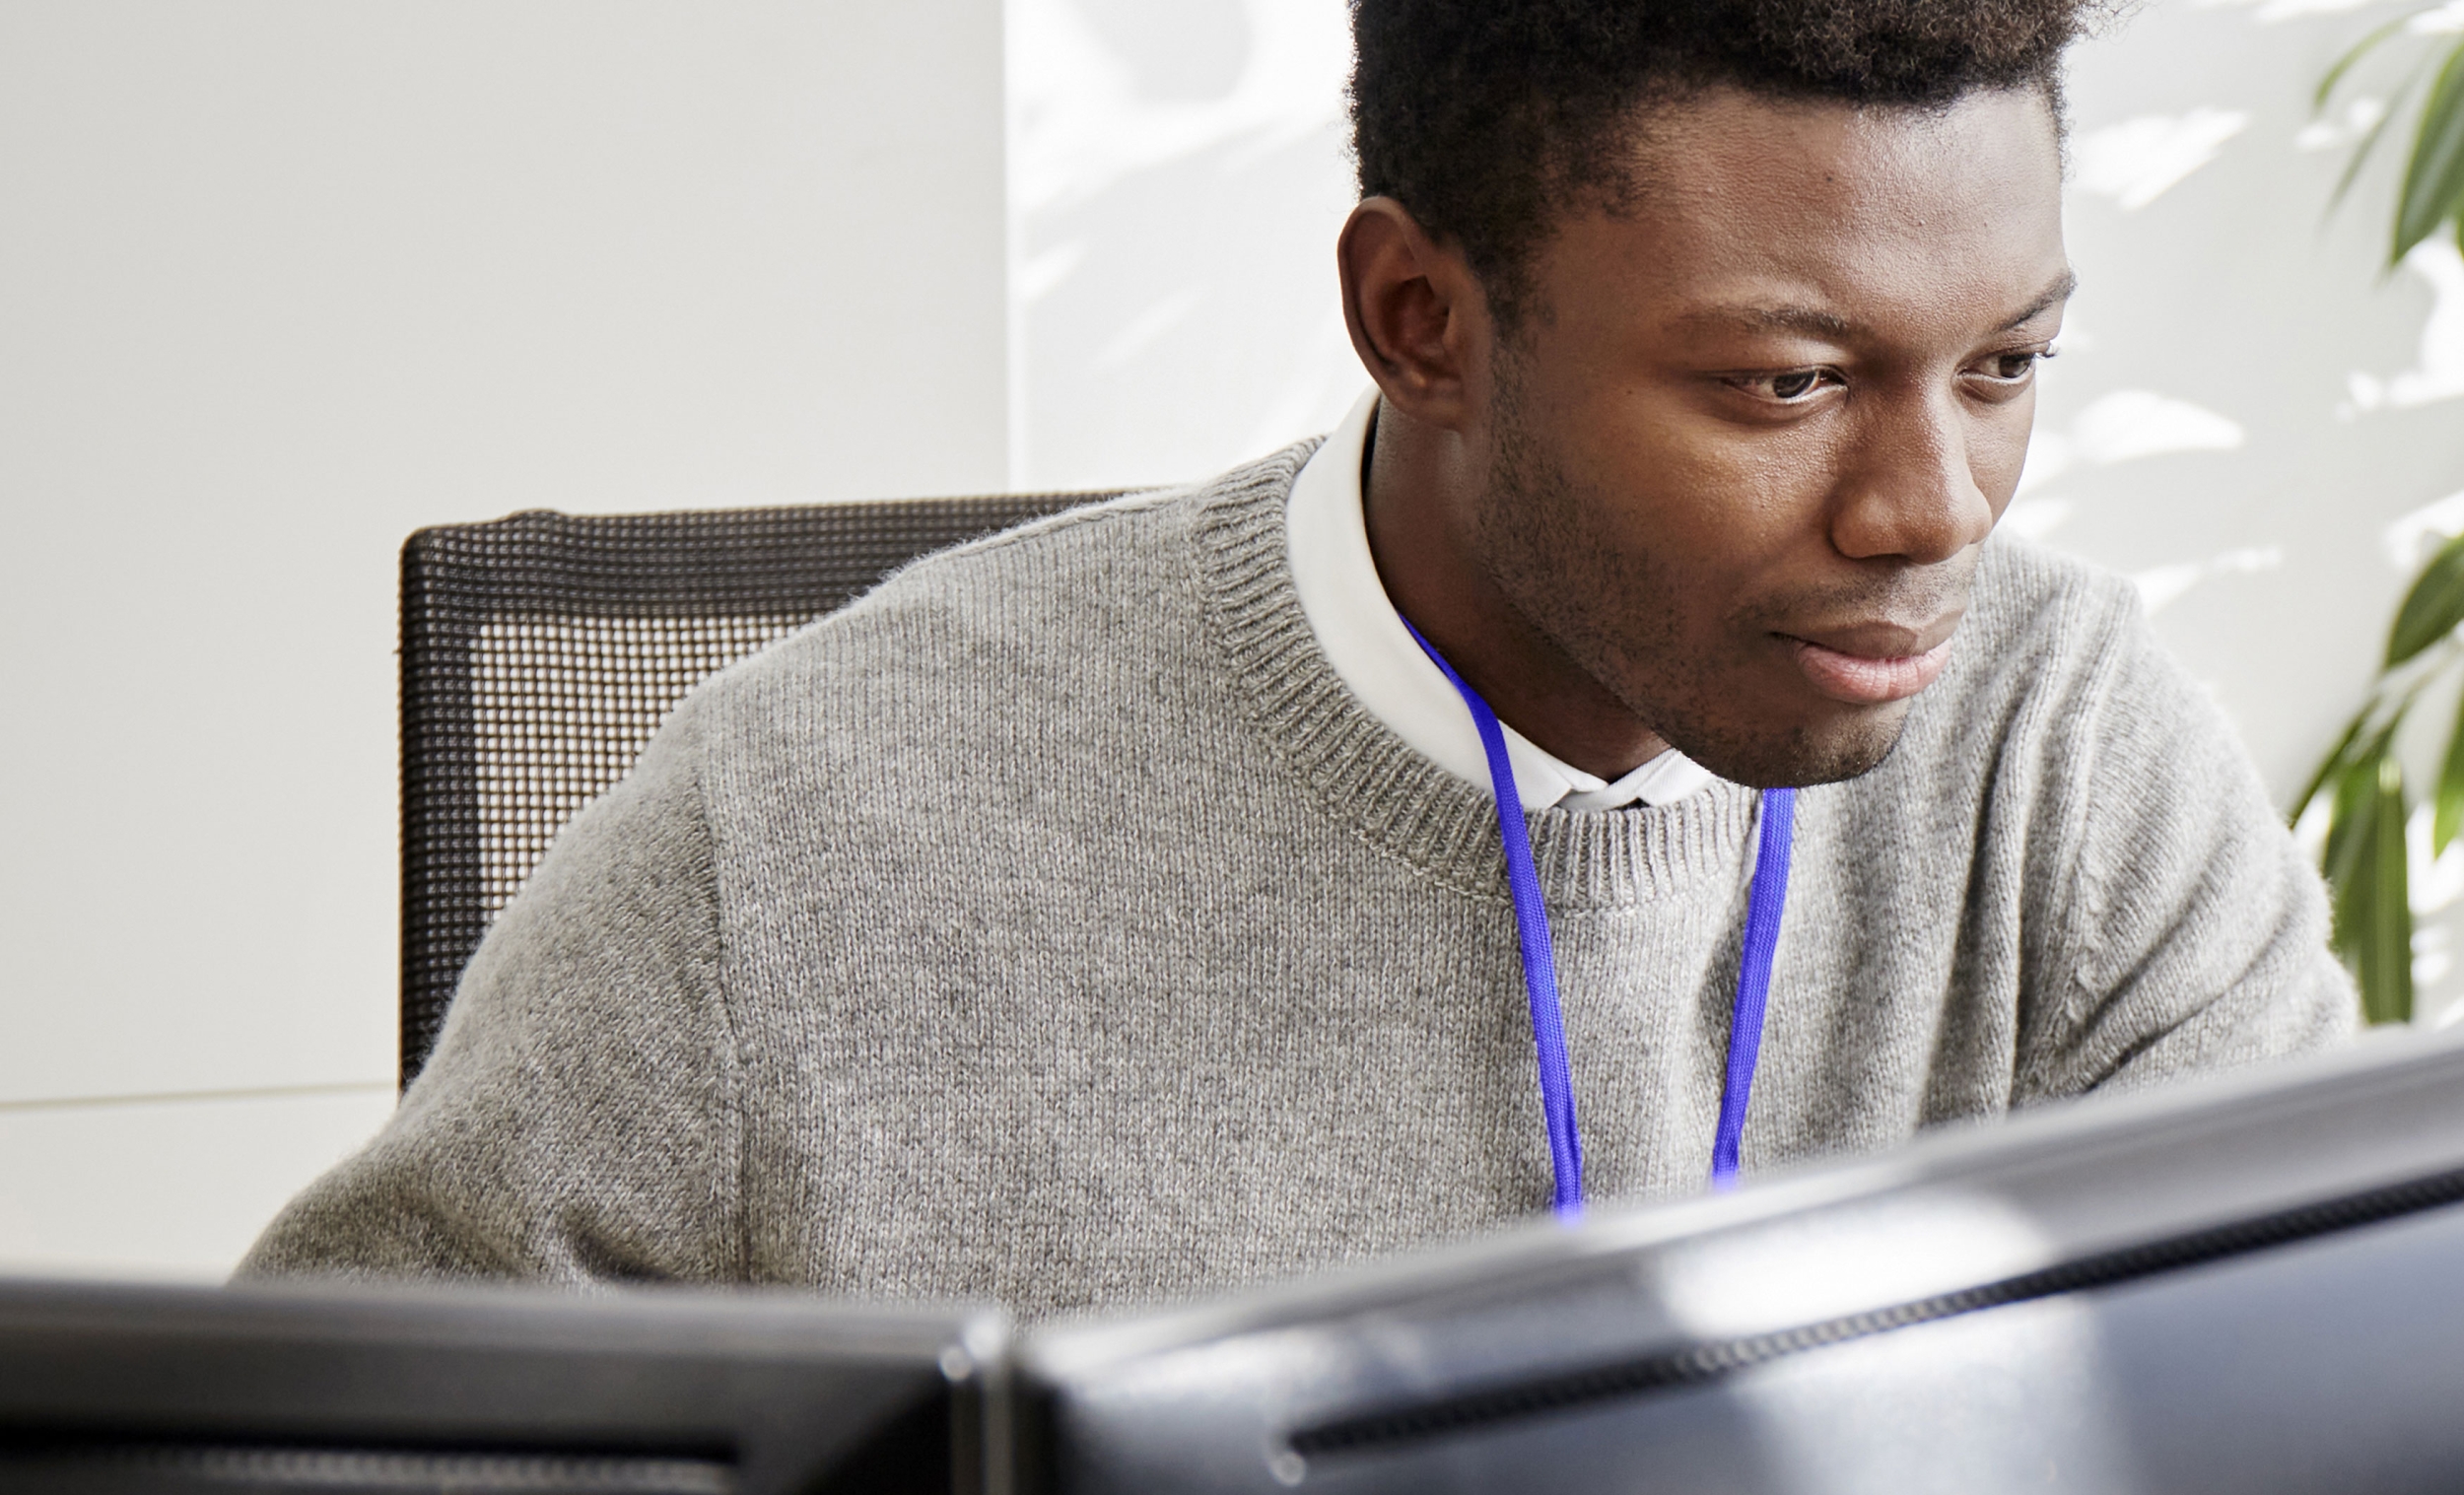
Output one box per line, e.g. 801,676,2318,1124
1359,398,1672,781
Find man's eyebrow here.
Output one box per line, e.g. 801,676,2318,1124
1675,270,2081,342
2000,270,2078,331
1675,303,1857,338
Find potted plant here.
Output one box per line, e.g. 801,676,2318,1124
2293,4,2464,1025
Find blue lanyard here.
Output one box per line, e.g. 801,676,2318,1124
1404,623,1797,1214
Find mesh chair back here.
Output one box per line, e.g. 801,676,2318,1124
399,493,1120,1083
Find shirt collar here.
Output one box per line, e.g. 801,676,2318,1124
1284,389,1717,813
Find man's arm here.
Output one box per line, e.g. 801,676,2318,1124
2018,596,2358,1102
239,699,745,1284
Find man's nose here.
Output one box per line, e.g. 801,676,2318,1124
1829,389,1996,566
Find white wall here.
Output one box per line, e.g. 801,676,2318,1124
1006,0,1364,489
0,0,1009,1277
7,0,2462,1279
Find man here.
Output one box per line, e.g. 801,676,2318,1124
246,0,2352,1315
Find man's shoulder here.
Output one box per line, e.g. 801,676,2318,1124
684,442,1313,724
1888,527,2163,775
1967,525,2144,656
861,481,1197,615
1938,526,2156,716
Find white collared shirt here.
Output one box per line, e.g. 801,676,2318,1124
1285,390,1717,812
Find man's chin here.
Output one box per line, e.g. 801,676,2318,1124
1678,701,1915,790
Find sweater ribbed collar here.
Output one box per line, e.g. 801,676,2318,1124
1189,440,1759,910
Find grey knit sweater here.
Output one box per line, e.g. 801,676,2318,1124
243,443,2354,1316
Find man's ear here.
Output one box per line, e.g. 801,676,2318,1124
1336,197,1490,434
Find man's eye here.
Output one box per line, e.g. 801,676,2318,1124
1760,370,1830,400
1983,351,2044,381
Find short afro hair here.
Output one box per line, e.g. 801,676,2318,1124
1350,0,2113,322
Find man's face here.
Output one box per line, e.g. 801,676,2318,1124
1471,85,2070,788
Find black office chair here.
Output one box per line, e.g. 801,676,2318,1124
397,493,1125,1084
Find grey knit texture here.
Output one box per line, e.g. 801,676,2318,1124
243,443,2355,1317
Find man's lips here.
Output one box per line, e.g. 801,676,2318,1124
1781,630,1957,706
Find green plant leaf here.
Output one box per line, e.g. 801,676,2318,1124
2325,752,2414,1026
2295,712,2370,825
2365,754,2415,1026
2297,697,2409,829
2335,53,2434,213
2386,530,2464,665
2437,683,2464,852
2318,12,2418,110
2325,746,2381,893
2393,37,2464,262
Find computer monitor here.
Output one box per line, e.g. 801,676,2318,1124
0,1276,1006,1495
1022,1030,2464,1494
